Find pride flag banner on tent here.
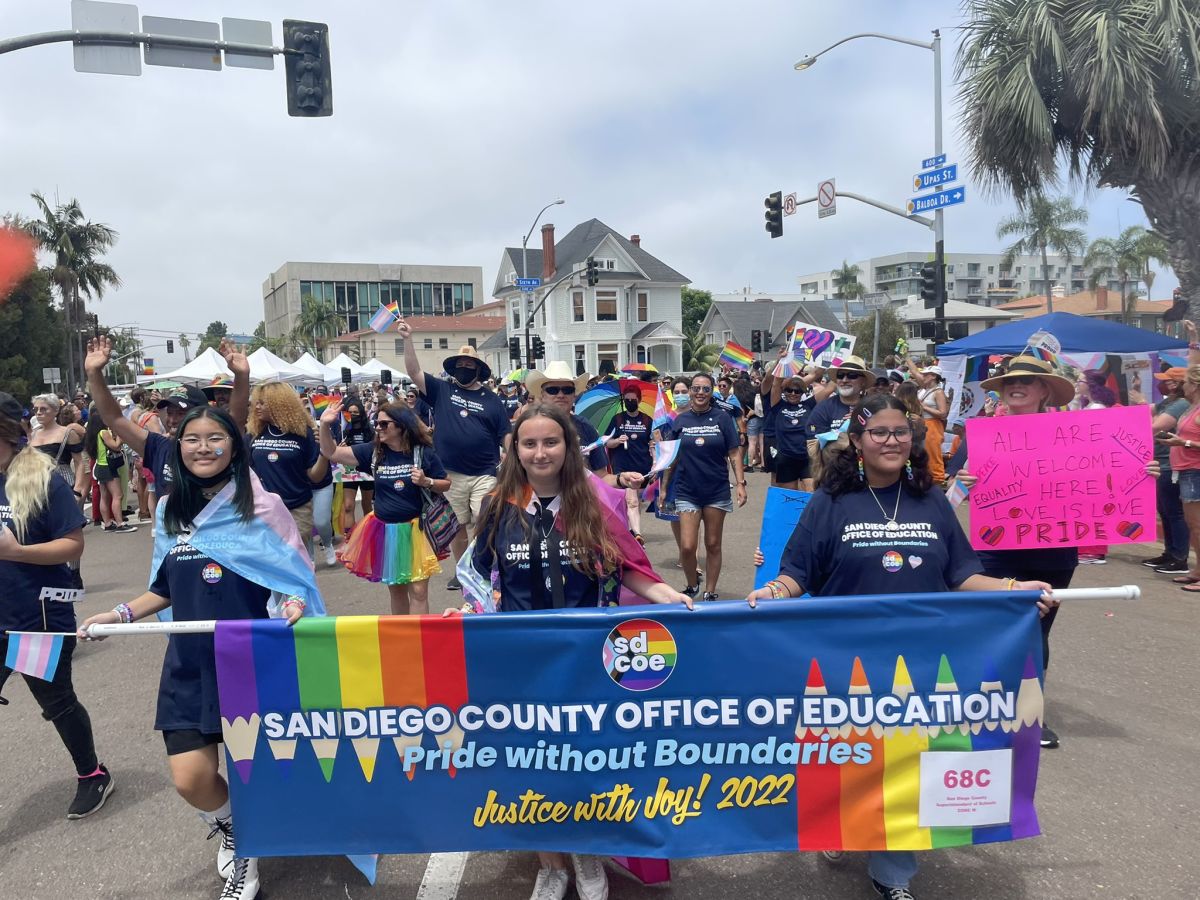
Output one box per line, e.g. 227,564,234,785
215,596,1045,859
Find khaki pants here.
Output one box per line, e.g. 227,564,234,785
289,500,315,557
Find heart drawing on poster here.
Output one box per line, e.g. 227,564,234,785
979,525,1005,546
800,329,834,357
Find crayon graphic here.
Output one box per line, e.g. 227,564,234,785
379,615,427,780
971,660,1014,844
252,618,301,776
795,659,842,850
881,656,931,850
214,621,260,784
839,657,886,850
422,615,469,777
336,616,385,782
294,617,341,782
1009,654,1043,839
928,655,973,849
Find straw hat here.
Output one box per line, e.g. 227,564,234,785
980,355,1075,407
526,361,591,399
442,344,492,383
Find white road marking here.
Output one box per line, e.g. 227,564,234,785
416,851,470,900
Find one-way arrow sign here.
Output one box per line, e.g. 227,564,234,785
907,186,966,215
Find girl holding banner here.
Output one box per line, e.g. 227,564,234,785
0,393,112,821
450,402,691,900
79,405,324,900
747,393,1055,900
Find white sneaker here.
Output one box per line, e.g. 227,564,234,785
219,857,259,900
529,867,569,900
570,854,609,900
323,543,337,567
206,816,236,878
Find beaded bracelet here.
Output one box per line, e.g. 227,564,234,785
113,603,132,624
282,595,306,610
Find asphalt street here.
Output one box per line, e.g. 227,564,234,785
0,474,1195,899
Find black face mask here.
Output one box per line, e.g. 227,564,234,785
453,365,478,385
624,399,639,413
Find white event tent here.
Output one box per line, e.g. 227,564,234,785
147,348,231,385
247,347,315,384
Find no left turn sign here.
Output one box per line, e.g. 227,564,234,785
818,178,836,218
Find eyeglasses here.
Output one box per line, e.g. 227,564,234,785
691,385,713,394
543,385,575,396
375,420,394,429
863,427,914,444
835,371,865,381
1007,375,1039,385
180,435,231,450
33,406,53,413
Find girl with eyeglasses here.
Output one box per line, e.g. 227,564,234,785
748,392,1055,900
319,400,448,615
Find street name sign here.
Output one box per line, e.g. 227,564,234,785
912,164,958,192
516,277,542,292
921,153,947,169
906,186,966,215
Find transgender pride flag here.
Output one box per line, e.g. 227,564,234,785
5,631,64,681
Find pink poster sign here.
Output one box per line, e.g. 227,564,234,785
965,406,1155,551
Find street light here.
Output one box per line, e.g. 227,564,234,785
521,198,565,367
794,30,947,342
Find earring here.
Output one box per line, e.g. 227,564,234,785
905,458,914,481
857,453,865,481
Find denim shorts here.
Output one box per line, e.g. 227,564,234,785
746,416,764,437
676,497,734,514
1177,468,1200,502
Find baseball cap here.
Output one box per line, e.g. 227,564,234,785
1154,367,1188,382
156,384,209,410
0,391,24,423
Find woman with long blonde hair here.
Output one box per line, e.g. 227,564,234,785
0,394,112,820
246,382,328,558
448,402,690,900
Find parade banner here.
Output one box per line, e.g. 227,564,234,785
966,406,1155,551
754,487,811,589
215,596,1045,859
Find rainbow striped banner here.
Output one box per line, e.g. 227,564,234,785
216,595,1044,859
718,341,754,371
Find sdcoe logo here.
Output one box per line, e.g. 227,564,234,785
602,618,676,692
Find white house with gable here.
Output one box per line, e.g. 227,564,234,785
490,219,688,376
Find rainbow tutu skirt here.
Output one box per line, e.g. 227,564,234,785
339,512,441,585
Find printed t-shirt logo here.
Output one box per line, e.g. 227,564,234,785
603,618,676,692
882,551,903,573
267,452,280,463
202,563,223,584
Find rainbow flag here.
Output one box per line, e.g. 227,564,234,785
718,340,754,371
310,393,334,415
4,631,64,681
142,358,155,375
369,301,400,334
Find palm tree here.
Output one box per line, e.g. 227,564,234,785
292,295,342,356
831,260,867,328
23,193,120,392
1085,227,1171,323
178,333,192,363
957,1,1200,317
682,329,721,372
995,195,1088,314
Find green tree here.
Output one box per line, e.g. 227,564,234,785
177,333,192,363
197,320,229,353
831,261,867,327
249,320,287,355
682,328,721,372
22,193,120,392
995,195,1088,313
0,269,65,399
291,296,342,356
957,0,1200,316
849,306,906,367
1085,226,1171,323
681,287,713,336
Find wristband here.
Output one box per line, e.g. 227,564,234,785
113,603,132,624
282,595,306,610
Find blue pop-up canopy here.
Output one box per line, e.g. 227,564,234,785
939,311,1186,355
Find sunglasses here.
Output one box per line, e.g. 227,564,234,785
783,387,804,395
543,385,575,396
835,371,865,380
375,420,394,429
1006,375,1039,385
691,385,713,394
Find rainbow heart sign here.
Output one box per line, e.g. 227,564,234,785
965,406,1156,551
787,321,856,368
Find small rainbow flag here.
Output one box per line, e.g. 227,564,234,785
369,301,400,334
5,631,64,682
142,358,155,375
718,341,754,371
311,393,334,415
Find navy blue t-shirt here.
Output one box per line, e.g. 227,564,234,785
499,392,524,419
248,427,321,510
668,407,739,505
351,443,447,524
471,497,608,612
150,542,271,733
606,412,654,475
0,474,86,633
572,414,608,472
143,431,177,497
774,398,817,457
779,482,982,596
410,397,434,428
422,377,511,475
807,394,855,440
714,393,744,422
761,389,780,438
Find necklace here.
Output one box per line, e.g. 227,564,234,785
866,483,902,531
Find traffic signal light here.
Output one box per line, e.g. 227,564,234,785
283,20,333,117
585,256,599,287
751,330,762,353
531,335,545,360
764,191,783,239
508,337,521,361
920,263,940,309
166,339,174,354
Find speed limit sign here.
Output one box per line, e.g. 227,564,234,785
782,192,798,217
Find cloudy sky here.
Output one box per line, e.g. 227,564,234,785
1,1,1173,366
